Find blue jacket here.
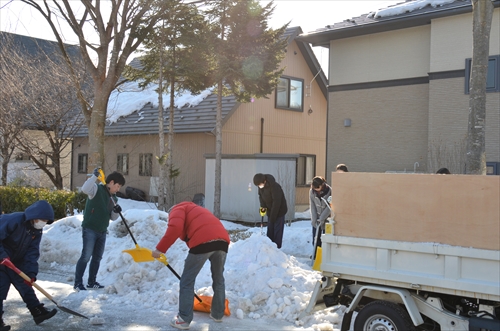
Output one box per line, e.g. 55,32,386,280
0,200,54,278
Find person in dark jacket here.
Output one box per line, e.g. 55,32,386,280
73,169,125,292
253,173,288,249
0,200,57,330
152,202,230,330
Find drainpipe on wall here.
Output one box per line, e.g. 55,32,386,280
260,118,264,153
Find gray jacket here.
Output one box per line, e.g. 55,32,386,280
309,184,332,228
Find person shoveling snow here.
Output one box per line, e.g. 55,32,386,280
152,202,230,330
0,201,58,330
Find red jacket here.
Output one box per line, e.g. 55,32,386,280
156,202,230,253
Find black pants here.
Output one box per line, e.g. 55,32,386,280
266,215,285,249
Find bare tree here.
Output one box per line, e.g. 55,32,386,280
19,0,167,171
0,33,31,185
466,0,494,174
0,32,89,188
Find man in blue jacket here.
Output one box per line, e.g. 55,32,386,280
0,200,57,330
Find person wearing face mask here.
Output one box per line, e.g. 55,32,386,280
0,200,57,330
253,173,288,249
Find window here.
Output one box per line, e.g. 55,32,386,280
276,76,304,111
486,162,499,175
465,55,500,93
139,153,152,176
296,155,316,186
15,153,30,162
117,153,129,175
77,154,88,173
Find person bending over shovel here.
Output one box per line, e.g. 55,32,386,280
0,200,57,330
152,202,230,330
73,169,125,292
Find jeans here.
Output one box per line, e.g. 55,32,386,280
178,250,227,323
74,227,106,286
1,265,40,312
266,215,285,249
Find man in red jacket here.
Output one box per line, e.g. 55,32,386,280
152,202,229,330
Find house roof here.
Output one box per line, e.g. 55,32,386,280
74,26,328,137
298,0,500,47
0,31,80,58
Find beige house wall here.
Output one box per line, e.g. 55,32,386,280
73,133,214,203
9,130,72,189
428,77,500,173
329,25,431,85
223,40,328,206
328,84,429,173
430,9,500,72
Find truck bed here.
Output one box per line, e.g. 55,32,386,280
321,234,500,301
323,172,500,301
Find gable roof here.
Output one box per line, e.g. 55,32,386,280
298,0,500,47
74,26,328,137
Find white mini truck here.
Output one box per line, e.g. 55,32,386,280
301,172,500,331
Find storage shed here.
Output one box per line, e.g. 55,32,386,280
204,154,297,223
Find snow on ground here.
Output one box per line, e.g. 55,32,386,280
4,198,344,331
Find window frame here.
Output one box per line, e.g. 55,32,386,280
464,55,500,94
296,154,316,187
139,153,153,177
117,153,129,175
77,154,88,174
275,76,304,112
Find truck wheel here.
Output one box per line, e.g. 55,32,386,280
353,300,416,331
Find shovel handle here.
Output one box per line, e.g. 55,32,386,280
156,254,203,303
2,259,58,304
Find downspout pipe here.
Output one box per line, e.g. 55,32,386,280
260,118,264,153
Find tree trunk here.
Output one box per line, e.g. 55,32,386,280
157,48,167,211
466,0,493,174
213,81,223,218
167,78,175,209
87,89,108,171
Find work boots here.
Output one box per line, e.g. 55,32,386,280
29,304,57,325
1,311,11,331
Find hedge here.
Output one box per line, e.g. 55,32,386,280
0,186,87,221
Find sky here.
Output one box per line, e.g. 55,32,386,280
4,198,348,331
0,0,399,75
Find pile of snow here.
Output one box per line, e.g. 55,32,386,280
38,199,342,328
368,0,456,18
106,80,213,124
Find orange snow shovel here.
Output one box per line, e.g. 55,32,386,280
155,254,231,316
96,168,154,263
1,259,88,319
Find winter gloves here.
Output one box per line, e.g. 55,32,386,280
113,204,122,213
259,208,267,216
93,167,101,177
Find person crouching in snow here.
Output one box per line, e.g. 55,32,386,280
152,202,230,330
0,200,57,330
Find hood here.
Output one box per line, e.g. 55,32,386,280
265,174,277,185
24,200,55,224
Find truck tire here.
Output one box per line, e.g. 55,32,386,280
353,300,415,331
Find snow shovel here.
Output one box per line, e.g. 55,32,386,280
1,259,88,319
155,254,231,316
96,168,154,263
312,196,333,271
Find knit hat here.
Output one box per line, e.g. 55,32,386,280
25,200,55,224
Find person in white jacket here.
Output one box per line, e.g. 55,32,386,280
309,176,332,259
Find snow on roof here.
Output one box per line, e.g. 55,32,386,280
106,80,213,124
368,0,457,18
